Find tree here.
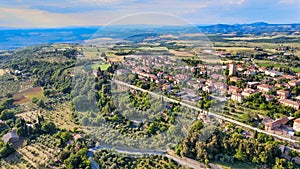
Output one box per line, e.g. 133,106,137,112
44,89,51,97
0,110,15,120
0,142,15,159
234,149,247,161
32,97,39,104
38,100,46,108
2,99,14,108
42,122,57,134
64,148,90,169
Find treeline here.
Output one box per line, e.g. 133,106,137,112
94,149,183,169
175,121,299,168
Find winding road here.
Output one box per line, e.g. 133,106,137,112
88,145,205,169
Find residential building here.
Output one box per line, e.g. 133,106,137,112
247,82,260,89
237,64,244,71
116,69,128,75
230,76,239,82
2,131,19,143
241,88,256,97
231,93,243,103
228,86,240,94
162,84,172,91
295,96,300,102
283,74,296,80
265,70,283,77
257,84,274,93
263,94,275,102
276,90,290,99
265,117,289,130
293,118,300,132
229,62,236,76
279,99,300,110
288,80,300,87
203,86,215,93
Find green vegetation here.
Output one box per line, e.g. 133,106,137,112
175,121,298,168
255,60,300,73
1,28,300,169
94,149,183,169
91,63,111,71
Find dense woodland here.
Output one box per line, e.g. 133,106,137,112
175,121,299,169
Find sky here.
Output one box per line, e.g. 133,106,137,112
0,0,299,28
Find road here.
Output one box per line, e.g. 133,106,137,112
113,79,298,143
88,145,205,169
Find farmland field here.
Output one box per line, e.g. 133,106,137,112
255,60,300,72
13,87,44,105
0,135,63,169
91,63,111,71
0,69,9,76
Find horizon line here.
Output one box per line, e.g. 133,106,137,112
1,22,300,30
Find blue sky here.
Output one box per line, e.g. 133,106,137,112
0,0,299,27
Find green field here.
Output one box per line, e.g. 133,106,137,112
24,90,45,100
255,60,300,72
92,63,111,71
216,161,260,169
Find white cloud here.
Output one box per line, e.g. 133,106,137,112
0,7,92,27
223,0,245,5
279,0,297,4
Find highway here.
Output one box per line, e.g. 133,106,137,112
112,79,298,143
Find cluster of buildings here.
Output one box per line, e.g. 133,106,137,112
115,55,300,136
116,55,226,104
226,62,300,135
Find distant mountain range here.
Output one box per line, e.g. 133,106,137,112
1,23,299,50
198,22,300,35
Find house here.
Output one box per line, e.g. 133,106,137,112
283,74,296,80
279,99,300,110
247,82,260,89
192,83,204,89
203,86,215,93
276,90,290,99
116,69,128,75
274,77,284,81
295,96,300,102
241,88,257,97
230,76,239,83
231,93,243,103
293,118,300,132
74,134,84,140
265,117,289,130
265,70,283,77
283,83,293,89
228,86,241,94
197,78,206,84
229,62,236,76
263,94,275,102
258,67,266,72
214,82,227,92
288,80,300,87
237,64,244,71
162,84,172,91
257,84,274,93
244,68,256,75
2,131,19,143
